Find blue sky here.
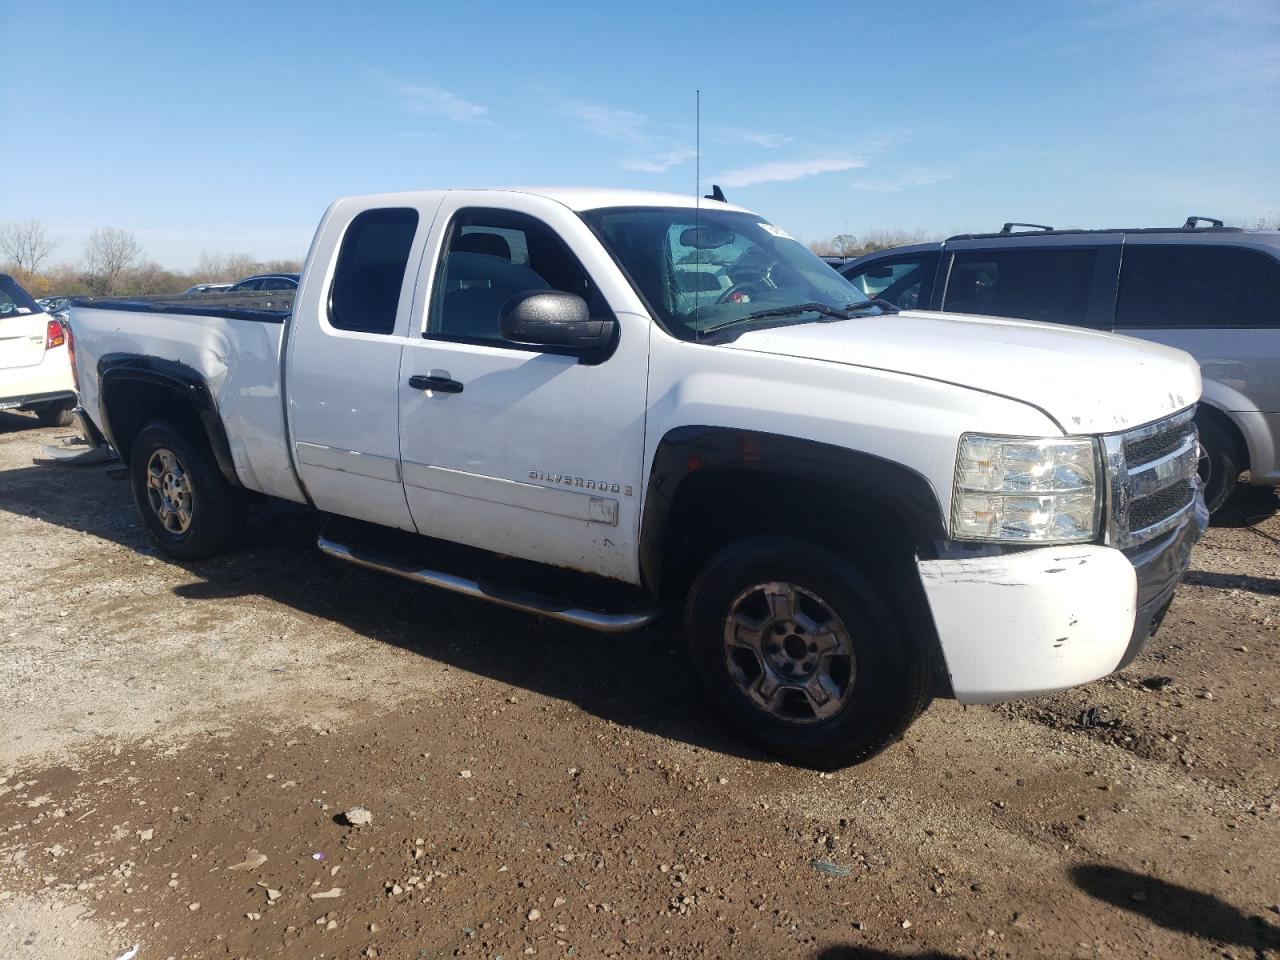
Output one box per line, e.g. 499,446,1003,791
2,0,1277,269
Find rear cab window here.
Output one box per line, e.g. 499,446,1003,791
329,208,420,334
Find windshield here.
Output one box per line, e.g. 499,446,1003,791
580,207,879,340
0,275,44,319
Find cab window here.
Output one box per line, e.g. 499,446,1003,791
427,208,607,346
329,207,420,335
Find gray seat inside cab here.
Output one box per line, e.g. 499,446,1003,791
437,249,550,340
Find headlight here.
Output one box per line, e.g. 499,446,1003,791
951,434,1099,543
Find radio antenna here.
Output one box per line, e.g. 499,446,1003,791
695,88,702,338
696,88,701,206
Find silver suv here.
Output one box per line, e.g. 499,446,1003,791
840,219,1280,513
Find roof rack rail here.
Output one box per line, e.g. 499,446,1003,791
1183,216,1224,229
999,222,1053,234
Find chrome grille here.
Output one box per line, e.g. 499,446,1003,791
1103,408,1201,549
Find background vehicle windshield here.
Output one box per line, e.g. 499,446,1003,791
0,275,44,319
582,207,871,339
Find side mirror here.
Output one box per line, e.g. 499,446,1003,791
500,290,615,351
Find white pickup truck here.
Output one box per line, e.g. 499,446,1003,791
70,188,1207,767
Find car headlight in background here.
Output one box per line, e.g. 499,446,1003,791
951,435,1099,543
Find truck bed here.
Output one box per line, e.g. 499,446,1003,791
70,294,306,504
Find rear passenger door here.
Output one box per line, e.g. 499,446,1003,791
1115,240,1280,415
286,197,442,531
939,236,1120,329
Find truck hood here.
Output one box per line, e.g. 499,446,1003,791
725,310,1201,435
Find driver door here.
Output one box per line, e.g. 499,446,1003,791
396,192,651,583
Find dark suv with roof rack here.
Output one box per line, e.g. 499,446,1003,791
838,217,1280,514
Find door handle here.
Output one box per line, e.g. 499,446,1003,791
408,374,464,394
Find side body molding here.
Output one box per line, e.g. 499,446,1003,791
638,425,947,593
96,353,241,487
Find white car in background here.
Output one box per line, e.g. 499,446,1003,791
0,274,76,426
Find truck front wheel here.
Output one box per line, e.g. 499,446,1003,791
685,536,931,769
129,420,245,560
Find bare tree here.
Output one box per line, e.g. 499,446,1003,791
0,220,56,277
832,233,858,257
84,227,141,294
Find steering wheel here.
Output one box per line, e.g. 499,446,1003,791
716,282,759,305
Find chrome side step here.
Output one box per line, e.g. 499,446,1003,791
317,535,658,634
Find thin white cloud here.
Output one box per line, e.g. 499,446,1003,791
561,100,649,143
718,127,794,149
851,168,952,192
718,156,867,188
622,149,697,173
387,80,492,125
558,98,696,174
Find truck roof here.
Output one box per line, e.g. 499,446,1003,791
337,187,754,215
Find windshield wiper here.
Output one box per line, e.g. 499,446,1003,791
846,298,899,314
700,302,851,335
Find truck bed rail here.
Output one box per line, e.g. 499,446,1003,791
71,291,291,324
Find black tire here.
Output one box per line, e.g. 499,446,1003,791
129,420,245,560
34,400,75,427
684,535,931,769
1197,417,1242,515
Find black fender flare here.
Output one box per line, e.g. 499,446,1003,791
638,425,946,594
96,353,241,487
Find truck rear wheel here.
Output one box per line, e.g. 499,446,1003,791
129,420,245,560
685,535,931,769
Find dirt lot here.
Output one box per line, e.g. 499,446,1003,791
1,412,1277,960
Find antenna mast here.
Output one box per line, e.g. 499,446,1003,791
695,89,701,337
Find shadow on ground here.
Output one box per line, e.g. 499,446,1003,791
811,949,962,960
1184,569,1280,594
1212,483,1280,527
1071,864,1279,952
0,454,766,764
0,409,52,435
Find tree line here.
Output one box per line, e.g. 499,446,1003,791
806,216,1279,259
0,220,301,298
807,228,944,259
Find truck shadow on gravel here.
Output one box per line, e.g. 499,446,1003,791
0,459,768,764
1184,569,1280,595
811,949,962,959
1071,864,1279,952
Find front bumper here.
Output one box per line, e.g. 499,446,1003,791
918,509,1205,704
1117,495,1209,668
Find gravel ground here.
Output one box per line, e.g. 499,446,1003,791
1,410,1277,960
